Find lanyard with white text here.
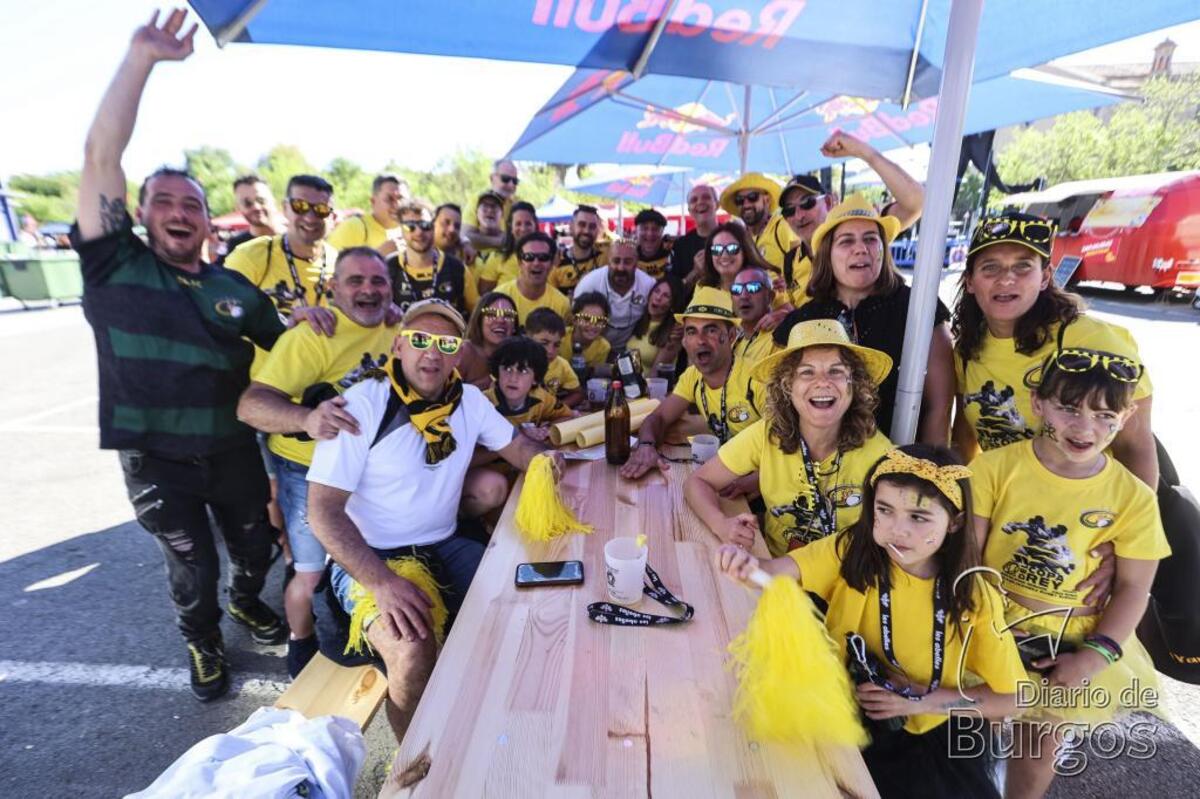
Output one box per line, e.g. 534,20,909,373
798,437,840,541
697,360,732,443
587,563,694,626
871,574,948,700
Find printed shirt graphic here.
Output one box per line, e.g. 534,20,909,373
484,386,573,427
543,356,581,397
551,241,609,291
972,440,1169,607
495,279,572,326
224,234,336,318
955,316,1152,451
637,243,672,279
254,308,399,466
789,535,1026,735
672,357,762,443
719,422,892,557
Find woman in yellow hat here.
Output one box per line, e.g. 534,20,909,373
685,319,894,557
772,194,955,445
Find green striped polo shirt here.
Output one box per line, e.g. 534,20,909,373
72,217,284,457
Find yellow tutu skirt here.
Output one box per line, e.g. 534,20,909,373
1004,603,1167,725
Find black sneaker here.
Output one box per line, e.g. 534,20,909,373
228,598,289,645
286,635,320,679
187,635,228,702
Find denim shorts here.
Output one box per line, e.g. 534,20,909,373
269,452,327,573
257,432,277,480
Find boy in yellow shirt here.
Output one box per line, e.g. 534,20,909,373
483,336,574,441
525,307,584,408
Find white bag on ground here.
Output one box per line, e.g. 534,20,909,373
126,707,365,799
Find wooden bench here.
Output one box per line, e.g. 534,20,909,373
274,652,388,730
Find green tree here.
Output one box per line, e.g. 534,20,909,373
325,157,371,211
257,144,316,201
8,172,81,223
184,146,240,216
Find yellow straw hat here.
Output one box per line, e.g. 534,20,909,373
751,318,893,386
674,285,737,325
719,173,783,216
809,193,902,255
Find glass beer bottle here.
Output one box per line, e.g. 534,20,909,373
605,380,631,465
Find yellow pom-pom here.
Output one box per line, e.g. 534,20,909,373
515,453,593,543
729,575,866,748
345,557,449,656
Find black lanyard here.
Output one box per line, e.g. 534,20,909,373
853,574,947,700
395,249,442,307
697,360,733,443
587,563,694,626
280,235,330,308
796,437,840,543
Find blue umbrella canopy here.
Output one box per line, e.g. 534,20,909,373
566,166,713,205
508,68,1128,172
189,1,1199,100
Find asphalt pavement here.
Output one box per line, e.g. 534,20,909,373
1,279,1197,798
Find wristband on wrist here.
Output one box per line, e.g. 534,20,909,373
636,440,656,449
1084,633,1123,662
1080,640,1116,666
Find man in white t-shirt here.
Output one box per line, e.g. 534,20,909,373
306,298,549,742
572,238,655,350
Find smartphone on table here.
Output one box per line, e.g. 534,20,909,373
515,560,584,588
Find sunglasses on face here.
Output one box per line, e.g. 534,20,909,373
520,252,554,263
734,191,762,205
976,218,1055,244
1050,348,1142,383
401,220,434,232
400,329,463,355
730,280,766,296
710,243,742,257
780,195,823,217
576,313,608,326
481,306,517,321
498,175,520,186
287,198,332,218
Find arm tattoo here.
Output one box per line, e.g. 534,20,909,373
99,194,128,235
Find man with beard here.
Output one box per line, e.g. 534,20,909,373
219,174,281,263
433,202,481,304
718,173,795,273
466,190,507,284
619,287,762,480
634,208,672,279
572,238,654,349
730,266,780,369
551,204,608,293
778,132,924,303
669,184,719,291
237,247,399,677
384,199,473,315
496,231,572,326
463,159,521,251
72,8,286,701
327,174,409,255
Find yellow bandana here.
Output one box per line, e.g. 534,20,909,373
389,359,463,465
869,450,973,510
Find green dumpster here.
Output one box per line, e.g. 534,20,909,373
0,251,83,305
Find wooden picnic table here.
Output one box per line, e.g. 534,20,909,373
381,423,879,799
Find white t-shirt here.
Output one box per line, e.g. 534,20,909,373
306,377,515,549
574,266,656,350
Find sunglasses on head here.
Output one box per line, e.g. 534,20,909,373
780,195,823,217
710,242,742,257
976,217,1054,245
1049,348,1142,383
287,198,332,218
734,191,762,205
520,251,554,263
481,306,517,320
498,175,520,186
401,220,434,232
730,280,766,296
400,329,463,355
576,313,608,326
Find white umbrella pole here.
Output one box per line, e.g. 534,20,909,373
891,0,983,444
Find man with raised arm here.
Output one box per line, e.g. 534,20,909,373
73,9,287,702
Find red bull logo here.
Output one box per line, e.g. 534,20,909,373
636,102,736,134
830,97,939,143
616,131,729,159
531,0,806,51
603,179,654,199
815,96,881,124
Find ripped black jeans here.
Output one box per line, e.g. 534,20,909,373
119,444,273,643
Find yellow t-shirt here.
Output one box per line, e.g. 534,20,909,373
495,279,572,326
474,247,510,283
563,327,611,367
790,535,1027,735
672,359,762,443
544,356,581,397
955,316,1152,451
224,234,336,318
326,213,395,251
254,307,399,466
754,214,796,272
720,420,892,556
484,386,573,427
785,249,813,307
626,321,666,369
551,242,609,292
733,328,780,372
972,439,1169,608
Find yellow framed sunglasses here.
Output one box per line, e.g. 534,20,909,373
1050,348,1142,383
575,313,609,326
400,329,463,355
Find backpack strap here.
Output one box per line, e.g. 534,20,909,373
371,384,410,448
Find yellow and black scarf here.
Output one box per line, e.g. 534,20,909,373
389,359,463,465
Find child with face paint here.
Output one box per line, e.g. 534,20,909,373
970,347,1170,799
717,444,1025,799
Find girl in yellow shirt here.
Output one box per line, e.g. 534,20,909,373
971,346,1169,799
716,445,1025,799
563,291,613,367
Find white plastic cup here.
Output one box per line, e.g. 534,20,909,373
691,434,720,463
646,377,669,400
587,378,610,405
604,537,648,605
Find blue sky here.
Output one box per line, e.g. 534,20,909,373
1,2,1197,181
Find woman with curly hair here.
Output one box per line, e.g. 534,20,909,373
685,319,894,557
950,210,1157,486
